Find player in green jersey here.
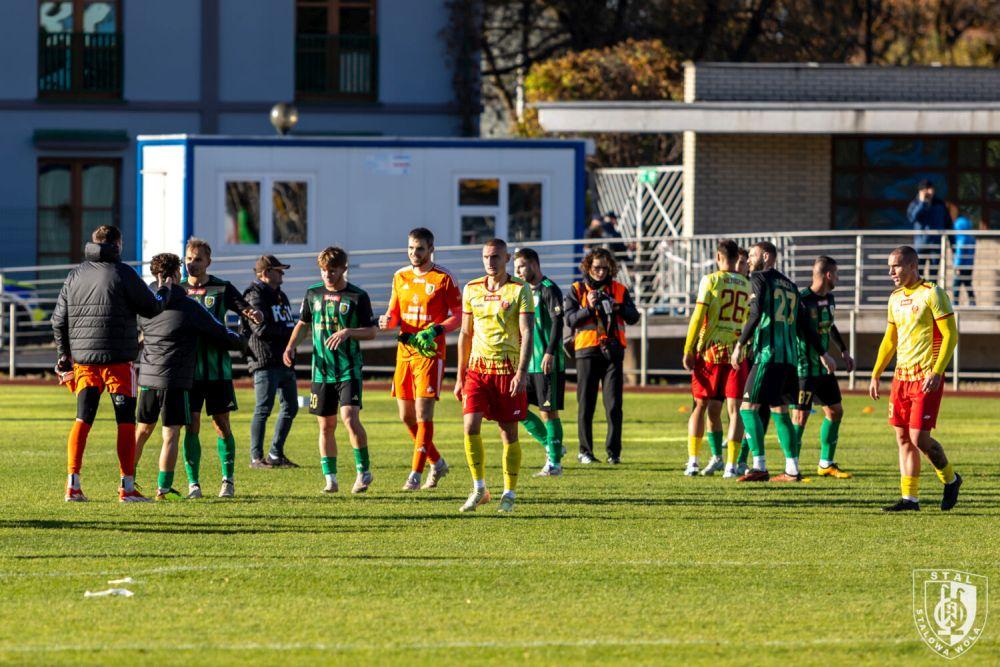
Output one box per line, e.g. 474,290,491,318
283,246,378,494
181,238,261,498
513,248,566,477
793,256,855,479
732,241,834,482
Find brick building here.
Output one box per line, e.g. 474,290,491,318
537,62,1000,236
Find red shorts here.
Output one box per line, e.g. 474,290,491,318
691,358,748,401
462,370,527,423
73,362,136,397
391,354,444,401
889,378,944,431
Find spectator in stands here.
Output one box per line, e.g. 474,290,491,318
907,179,951,272
951,215,976,306
602,211,629,258
584,215,605,240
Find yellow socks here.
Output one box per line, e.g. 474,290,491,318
464,434,485,483
726,440,740,466
502,440,522,493
935,462,956,485
687,435,702,461
901,475,920,501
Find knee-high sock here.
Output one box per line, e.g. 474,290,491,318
157,470,174,492
738,439,750,465
687,435,702,460
417,421,440,464
707,431,724,458
503,440,522,493
726,440,740,466
545,418,564,465
183,431,202,486
217,434,236,481
353,446,370,473
116,423,136,477
792,423,806,458
773,412,797,461
464,433,485,484
405,421,426,473
522,411,547,447
935,462,956,485
67,421,91,475
739,409,766,457
901,475,919,501
820,419,840,463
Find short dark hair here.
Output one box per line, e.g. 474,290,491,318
408,227,434,246
150,252,181,279
918,179,934,190
717,239,739,262
738,248,749,259
752,240,777,257
890,245,919,265
513,248,539,265
580,247,618,277
92,225,121,245
814,255,838,274
318,246,348,269
484,238,508,251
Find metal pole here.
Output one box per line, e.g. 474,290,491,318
8,303,15,378
684,239,693,313
938,233,947,285
0,272,5,349
639,307,648,387
854,235,863,310
848,309,857,391
952,311,959,392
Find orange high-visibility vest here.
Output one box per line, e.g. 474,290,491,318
571,280,629,351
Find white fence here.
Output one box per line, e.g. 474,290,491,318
3,230,1000,385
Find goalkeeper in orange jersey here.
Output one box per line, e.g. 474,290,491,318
682,239,751,478
870,246,961,512
379,228,463,491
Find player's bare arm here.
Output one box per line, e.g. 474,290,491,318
283,320,310,366
454,311,473,401
326,324,378,350
511,312,534,397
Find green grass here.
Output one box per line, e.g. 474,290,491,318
0,385,998,666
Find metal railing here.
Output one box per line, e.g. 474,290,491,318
4,230,1000,385
295,34,378,99
38,31,123,97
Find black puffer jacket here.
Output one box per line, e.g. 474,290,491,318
138,284,244,389
52,243,171,364
242,280,296,374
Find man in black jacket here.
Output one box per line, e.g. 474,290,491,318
133,253,244,501
244,255,299,468
52,225,172,503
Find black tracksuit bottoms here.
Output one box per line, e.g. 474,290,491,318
575,353,624,459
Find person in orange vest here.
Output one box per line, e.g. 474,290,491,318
564,248,640,464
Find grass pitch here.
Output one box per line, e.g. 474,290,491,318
0,384,997,666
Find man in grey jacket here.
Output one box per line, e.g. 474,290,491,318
52,225,172,503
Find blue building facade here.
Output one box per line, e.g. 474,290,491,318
0,0,472,267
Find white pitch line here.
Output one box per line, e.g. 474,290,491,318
0,636,921,654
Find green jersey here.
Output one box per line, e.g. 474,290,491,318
739,268,799,366
797,288,837,377
183,276,249,381
299,281,376,383
528,276,565,374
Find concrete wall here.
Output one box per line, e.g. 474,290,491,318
685,134,831,235
688,62,1000,103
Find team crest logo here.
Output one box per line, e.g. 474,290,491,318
913,569,988,659
425,283,435,295
339,302,351,315
204,296,215,309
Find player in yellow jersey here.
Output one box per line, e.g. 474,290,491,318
682,239,751,478
454,239,534,514
869,246,961,512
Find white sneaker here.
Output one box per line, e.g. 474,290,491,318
402,475,421,491
218,479,234,498
533,463,563,477
722,466,739,479
459,487,491,512
421,458,449,489
187,484,203,499
577,453,599,465
323,478,339,494
700,456,725,476
497,492,516,513
352,470,373,494
684,462,700,476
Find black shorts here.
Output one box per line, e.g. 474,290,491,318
744,362,798,408
527,371,566,411
137,387,191,427
309,380,363,416
795,373,843,410
188,380,238,416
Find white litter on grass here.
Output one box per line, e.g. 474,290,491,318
107,577,134,584
83,588,134,598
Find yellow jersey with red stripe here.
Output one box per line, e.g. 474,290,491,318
691,270,751,363
462,276,534,374
887,281,954,381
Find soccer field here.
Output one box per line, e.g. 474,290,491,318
0,384,997,666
